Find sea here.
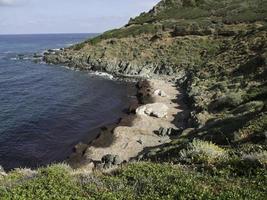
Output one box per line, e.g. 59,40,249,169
0,33,135,170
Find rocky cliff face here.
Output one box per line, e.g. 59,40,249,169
44,0,267,146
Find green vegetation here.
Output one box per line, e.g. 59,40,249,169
0,162,266,200
129,0,267,25
34,0,267,198
179,140,227,164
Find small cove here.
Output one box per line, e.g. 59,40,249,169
0,34,135,170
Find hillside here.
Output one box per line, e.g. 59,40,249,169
1,0,266,199
45,0,267,149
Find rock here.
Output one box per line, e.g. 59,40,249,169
74,142,88,155
154,89,168,97
33,53,43,58
0,166,7,177
157,127,173,137
128,99,139,113
113,155,122,165
136,103,169,118
101,154,121,168
102,154,114,163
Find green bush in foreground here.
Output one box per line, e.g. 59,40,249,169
0,164,83,200
0,162,266,200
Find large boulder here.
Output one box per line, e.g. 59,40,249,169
136,103,169,118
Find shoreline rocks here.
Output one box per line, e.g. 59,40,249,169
67,78,188,170
136,103,169,118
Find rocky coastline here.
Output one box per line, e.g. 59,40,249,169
65,76,189,172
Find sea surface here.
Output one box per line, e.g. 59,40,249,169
0,34,135,170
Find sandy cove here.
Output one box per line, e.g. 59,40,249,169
68,77,189,172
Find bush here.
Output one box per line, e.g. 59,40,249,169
231,101,264,115
179,139,227,165
242,151,267,169
1,162,266,199
235,113,267,142
209,92,244,112
0,164,84,200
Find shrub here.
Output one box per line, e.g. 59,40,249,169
231,101,264,115
179,139,227,165
0,164,84,200
242,151,267,169
72,43,86,50
209,92,244,112
1,162,266,199
235,113,267,142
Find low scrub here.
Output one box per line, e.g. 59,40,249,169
179,139,227,165
1,162,266,200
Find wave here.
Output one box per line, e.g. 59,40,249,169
90,71,114,80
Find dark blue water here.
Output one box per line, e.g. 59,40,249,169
0,34,134,170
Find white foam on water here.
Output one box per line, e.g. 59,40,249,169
90,71,114,80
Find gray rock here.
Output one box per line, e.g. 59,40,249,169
101,154,115,164
101,154,121,168
136,103,169,118
113,155,122,165
74,142,88,155
156,127,182,137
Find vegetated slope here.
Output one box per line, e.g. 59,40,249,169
44,0,267,147
0,163,266,200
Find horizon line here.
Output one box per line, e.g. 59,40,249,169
0,32,101,36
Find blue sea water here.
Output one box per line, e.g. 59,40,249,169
0,34,134,170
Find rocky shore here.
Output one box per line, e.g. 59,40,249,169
67,77,189,172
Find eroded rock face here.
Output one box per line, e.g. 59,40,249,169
136,103,169,118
